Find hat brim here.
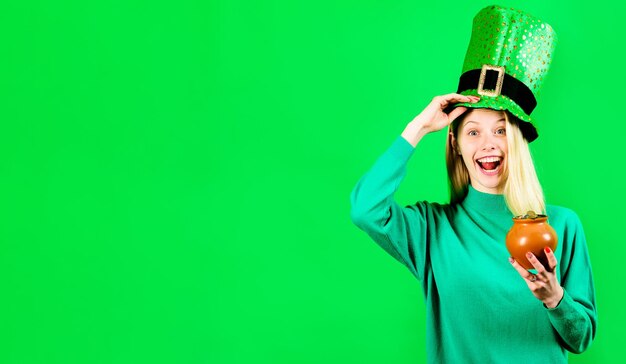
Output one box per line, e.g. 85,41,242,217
447,89,538,142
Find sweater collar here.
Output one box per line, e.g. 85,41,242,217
461,185,512,216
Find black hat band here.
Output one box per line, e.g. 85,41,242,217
456,67,538,115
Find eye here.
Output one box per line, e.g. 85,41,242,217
468,130,478,136
495,128,506,135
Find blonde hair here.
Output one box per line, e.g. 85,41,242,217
445,109,545,216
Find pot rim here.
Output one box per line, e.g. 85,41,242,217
512,214,548,221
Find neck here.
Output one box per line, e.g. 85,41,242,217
462,184,512,215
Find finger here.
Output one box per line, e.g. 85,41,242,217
544,246,558,272
508,257,535,281
436,94,478,107
526,252,548,279
442,93,480,101
448,106,468,122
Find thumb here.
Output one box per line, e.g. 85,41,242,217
448,106,468,124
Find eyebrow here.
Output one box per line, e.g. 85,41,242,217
463,118,506,127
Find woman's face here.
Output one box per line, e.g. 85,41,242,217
452,108,508,194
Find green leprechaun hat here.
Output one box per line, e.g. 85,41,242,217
448,5,557,142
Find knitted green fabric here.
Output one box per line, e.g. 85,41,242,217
350,135,597,363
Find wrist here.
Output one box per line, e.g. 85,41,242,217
401,121,429,147
544,287,564,309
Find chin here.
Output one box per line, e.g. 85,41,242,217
473,174,505,193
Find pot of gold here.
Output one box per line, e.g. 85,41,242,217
505,211,558,270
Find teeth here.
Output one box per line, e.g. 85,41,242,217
477,157,502,163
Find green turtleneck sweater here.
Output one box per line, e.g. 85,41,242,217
349,135,597,363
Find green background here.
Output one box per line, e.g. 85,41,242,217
1,0,623,363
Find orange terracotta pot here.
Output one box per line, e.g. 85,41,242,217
505,212,558,270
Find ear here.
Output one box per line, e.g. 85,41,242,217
449,131,462,155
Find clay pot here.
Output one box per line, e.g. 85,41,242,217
505,212,558,270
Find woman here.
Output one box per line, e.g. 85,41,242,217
349,5,597,364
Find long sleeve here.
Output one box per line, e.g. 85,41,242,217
545,210,598,354
349,135,429,281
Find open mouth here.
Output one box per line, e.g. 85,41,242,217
476,156,503,175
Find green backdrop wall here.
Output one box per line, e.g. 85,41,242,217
2,0,623,363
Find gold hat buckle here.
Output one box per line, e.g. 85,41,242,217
477,64,505,97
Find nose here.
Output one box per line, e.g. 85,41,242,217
480,136,497,151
